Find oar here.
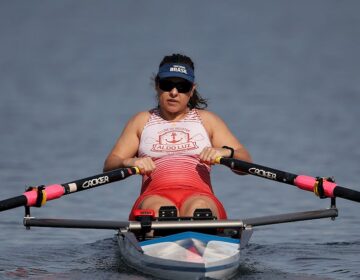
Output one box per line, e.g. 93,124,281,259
0,167,139,212
216,157,360,203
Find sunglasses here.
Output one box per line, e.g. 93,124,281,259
158,79,193,93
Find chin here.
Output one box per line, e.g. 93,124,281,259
164,104,180,112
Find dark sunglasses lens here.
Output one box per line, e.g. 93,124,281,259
159,80,174,91
159,80,192,92
177,82,192,92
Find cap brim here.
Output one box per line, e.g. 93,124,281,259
158,72,194,83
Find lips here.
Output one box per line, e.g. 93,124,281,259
167,99,179,104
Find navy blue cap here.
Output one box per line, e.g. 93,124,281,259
157,63,195,83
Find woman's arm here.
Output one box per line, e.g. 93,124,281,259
103,111,155,174
198,110,252,172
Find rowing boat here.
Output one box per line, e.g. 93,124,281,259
118,230,244,280
1,157,359,279
116,208,252,280
22,206,337,279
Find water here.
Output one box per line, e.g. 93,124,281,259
1,0,360,279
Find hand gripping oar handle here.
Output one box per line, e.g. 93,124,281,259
0,167,140,212
216,157,360,203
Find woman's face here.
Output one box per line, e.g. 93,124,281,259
156,77,195,115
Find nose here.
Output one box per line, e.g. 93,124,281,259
169,87,179,96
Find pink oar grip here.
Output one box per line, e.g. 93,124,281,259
23,184,65,206
294,175,336,197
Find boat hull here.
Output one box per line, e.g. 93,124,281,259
117,231,247,280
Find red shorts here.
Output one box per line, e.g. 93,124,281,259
129,189,227,220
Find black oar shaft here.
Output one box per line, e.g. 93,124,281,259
0,167,139,212
0,195,27,212
334,186,360,203
62,167,139,195
218,157,360,203
219,157,298,185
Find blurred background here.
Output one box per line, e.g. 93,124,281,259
0,1,359,279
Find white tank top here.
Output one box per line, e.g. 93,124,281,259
138,108,212,158
138,108,214,194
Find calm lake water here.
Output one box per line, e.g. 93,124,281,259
1,1,360,279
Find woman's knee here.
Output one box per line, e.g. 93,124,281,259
180,196,219,217
138,195,177,215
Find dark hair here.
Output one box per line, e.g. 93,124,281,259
155,54,208,109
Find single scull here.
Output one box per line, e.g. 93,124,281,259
23,206,338,280
1,157,359,279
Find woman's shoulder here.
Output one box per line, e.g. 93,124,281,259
196,109,227,138
126,110,152,130
131,108,160,121
196,109,223,122
131,110,152,120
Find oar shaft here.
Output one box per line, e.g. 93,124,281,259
217,157,360,203
218,157,298,185
0,195,27,212
334,186,360,203
0,167,139,212
62,167,139,195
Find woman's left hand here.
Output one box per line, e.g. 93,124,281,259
199,147,231,165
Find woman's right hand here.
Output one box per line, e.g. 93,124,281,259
123,157,156,175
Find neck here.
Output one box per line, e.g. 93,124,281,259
159,107,190,121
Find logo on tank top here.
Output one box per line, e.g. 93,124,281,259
151,127,199,153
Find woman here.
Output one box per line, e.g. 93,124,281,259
103,54,252,220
